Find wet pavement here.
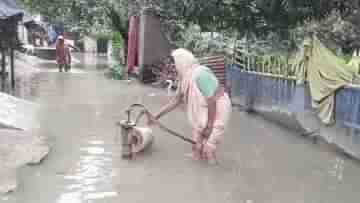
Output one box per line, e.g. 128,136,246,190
1,53,360,203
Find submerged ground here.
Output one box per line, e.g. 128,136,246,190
1,53,360,203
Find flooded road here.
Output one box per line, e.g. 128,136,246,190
1,53,360,203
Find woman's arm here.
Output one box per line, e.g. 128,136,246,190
66,46,72,64
154,94,183,120
193,66,219,136
201,97,217,138
206,97,217,129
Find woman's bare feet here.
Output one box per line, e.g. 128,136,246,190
203,143,218,165
192,143,202,160
206,153,218,165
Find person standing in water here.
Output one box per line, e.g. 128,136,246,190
152,48,232,164
56,35,71,72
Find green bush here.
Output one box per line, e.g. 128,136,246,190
106,31,127,80
175,24,235,58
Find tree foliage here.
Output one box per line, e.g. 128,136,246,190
19,0,360,55
20,0,116,33
20,0,359,37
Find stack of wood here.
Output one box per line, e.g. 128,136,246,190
143,55,177,85
199,55,227,87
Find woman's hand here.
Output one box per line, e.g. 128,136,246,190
147,112,159,126
202,125,213,138
152,94,182,120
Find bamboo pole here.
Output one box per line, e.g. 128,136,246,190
128,104,196,145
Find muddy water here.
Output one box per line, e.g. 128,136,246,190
1,54,360,202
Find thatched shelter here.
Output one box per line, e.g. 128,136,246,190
0,0,25,88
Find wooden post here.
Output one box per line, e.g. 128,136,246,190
1,50,5,75
1,50,6,90
10,48,15,88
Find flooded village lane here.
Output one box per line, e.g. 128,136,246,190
1,54,360,203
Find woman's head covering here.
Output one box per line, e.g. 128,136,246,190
171,48,198,77
56,35,65,48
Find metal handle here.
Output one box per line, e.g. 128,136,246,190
127,103,196,145
125,109,132,123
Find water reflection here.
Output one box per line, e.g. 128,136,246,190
80,147,104,155
34,53,109,71
60,141,113,201
66,184,82,190
329,157,345,182
88,140,104,145
57,192,82,203
1,53,110,100
83,192,118,201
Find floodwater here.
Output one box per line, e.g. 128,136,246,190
1,53,360,203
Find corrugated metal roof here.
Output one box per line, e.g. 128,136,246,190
0,0,24,19
23,12,34,23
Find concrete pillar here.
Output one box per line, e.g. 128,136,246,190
138,12,146,80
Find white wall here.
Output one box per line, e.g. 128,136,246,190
18,24,29,45
83,36,97,53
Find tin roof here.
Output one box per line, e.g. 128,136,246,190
0,0,24,19
23,12,34,24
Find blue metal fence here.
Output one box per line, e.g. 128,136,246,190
226,64,296,109
335,86,360,129
225,61,360,159
225,64,360,130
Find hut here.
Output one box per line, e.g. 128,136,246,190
23,16,47,47
0,0,25,88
